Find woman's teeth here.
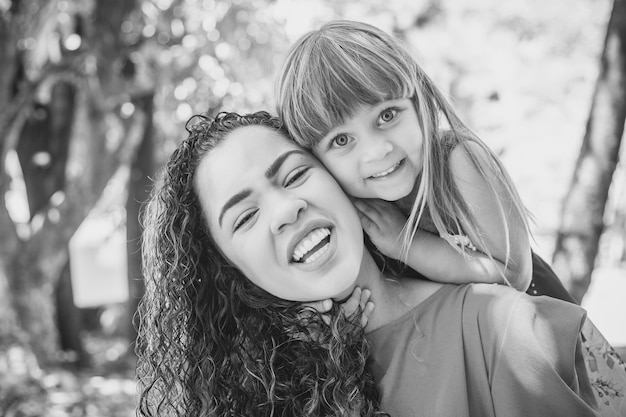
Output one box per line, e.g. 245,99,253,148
370,160,401,178
292,227,331,263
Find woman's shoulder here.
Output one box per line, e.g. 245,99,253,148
459,284,587,339
398,281,515,312
397,277,447,307
462,283,522,312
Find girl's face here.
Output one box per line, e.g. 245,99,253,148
195,125,365,302
313,98,423,201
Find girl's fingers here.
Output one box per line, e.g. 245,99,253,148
357,200,386,227
360,288,372,309
340,287,362,315
304,298,333,313
353,199,367,212
358,212,376,232
354,199,373,215
361,301,375,327
359,289,374,327
302,288,375,329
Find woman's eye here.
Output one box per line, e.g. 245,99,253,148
330,134,351,148
284,167,311,187
378,108,398,125
234,210,257,232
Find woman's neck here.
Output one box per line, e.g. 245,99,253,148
352,250,440,333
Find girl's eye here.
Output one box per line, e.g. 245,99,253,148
329,134,352,149
234,210,257,232
284,166,311,187
378,108,398,125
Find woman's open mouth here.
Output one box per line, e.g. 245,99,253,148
291,227,331,264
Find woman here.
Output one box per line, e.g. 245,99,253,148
136,111,599,416
136,111,383,417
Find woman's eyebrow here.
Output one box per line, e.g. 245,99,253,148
218,149,308,228
265,149,307,179
218,189,252,227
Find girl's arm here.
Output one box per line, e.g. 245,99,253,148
356,199,528,288
355,141,532,291
447,141,532,290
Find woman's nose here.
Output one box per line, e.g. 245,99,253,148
270,195,308,234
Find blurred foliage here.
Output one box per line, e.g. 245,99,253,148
124,0,295,163
0,334,135,417
90,0,435,165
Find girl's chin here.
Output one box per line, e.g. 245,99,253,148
369,181,415,201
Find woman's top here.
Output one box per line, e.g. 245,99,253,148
366,283,599,417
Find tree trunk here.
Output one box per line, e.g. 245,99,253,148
0,1,53,369
55,258,89,367
17,81,74,219
552,0,626,303
0,0,148,364
7,87,148,363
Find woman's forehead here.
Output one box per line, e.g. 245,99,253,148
201,126,290,179
224,126,298,164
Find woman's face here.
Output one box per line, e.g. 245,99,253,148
195,125,365,302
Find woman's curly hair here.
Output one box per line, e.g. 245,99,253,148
135,111,388,416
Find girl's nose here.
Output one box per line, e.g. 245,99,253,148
270,194,308,234
362,136,393,162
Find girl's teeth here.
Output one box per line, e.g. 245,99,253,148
371,161,401,178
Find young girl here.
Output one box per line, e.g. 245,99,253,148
275,22,626,414
275,19,575,302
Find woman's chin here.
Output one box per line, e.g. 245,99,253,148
332,284,356,303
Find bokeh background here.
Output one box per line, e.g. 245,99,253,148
1,0,624,415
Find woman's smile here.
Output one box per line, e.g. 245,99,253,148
289,226,338,272
291,227,331,263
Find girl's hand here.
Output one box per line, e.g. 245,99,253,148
341,287,374,327
291,288,374,342
304,286,374,328
354,199,408,260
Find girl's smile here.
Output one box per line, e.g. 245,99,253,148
367,158,406,180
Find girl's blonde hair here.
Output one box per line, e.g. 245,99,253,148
276,20,531,281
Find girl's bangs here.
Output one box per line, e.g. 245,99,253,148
295,52,412,147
